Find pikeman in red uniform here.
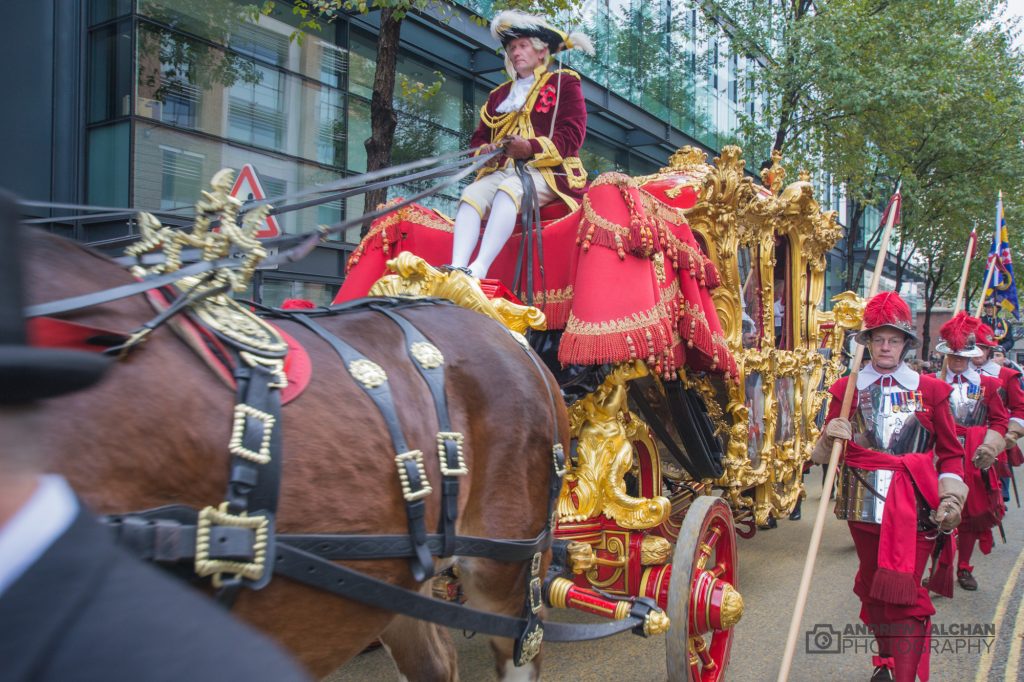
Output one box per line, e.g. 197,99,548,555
812,292,967,682
449,10,594,278
932,313,1008,592
973,321,1024,501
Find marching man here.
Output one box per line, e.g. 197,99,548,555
812,292,967,682
973,321,1024,500
449,11,593,278
933,314,1008,592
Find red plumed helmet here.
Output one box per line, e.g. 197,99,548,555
855,291,919,348
976,321,998,348
938,312,978,350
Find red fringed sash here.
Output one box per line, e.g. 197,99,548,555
844,445,939,606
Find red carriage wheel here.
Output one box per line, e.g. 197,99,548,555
665,496,742,682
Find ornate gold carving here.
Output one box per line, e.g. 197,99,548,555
410,341,444,369
228,403,276,465
395,450,432,502
368,253,547,334
195,502,269,588
644,610,672,636
566,541,596,574
718,583,744,629
191,296,287,355
559,361,671,529
127,168,273,294
349,359,387,389
640,535,672,565
642,145,846,522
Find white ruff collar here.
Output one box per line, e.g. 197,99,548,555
944,367,981,386
857,362,920,391
977,360,1001,377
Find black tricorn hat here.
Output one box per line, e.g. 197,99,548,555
0,190,111,404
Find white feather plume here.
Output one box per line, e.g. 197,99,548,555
566,31,595,56
490,10,552,42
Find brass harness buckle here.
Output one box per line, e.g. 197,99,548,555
195,502,270,588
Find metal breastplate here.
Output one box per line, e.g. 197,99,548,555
834,383,933,525
948,380,987,430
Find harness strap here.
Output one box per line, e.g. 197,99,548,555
272,542,658,643
291,312,434,582
371,304,464,558
25,256,238,318
102,508,551,563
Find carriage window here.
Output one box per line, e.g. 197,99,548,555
745,371,764,467
737,245,764,349
774,235,792,350
774,376,796,444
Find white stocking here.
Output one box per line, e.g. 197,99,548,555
468,191,518,279
450,201,482,268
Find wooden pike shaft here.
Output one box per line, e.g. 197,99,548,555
974,192,1004,319
942,228,976,377
776,184,901,681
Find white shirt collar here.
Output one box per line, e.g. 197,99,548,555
944,367,981,385
977,360,1001,377
0,475,78,598
496,73,538,114
857,361,920,391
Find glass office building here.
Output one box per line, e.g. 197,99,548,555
8,0,832,305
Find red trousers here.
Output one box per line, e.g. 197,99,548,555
849,522,934,681
956,527,994,572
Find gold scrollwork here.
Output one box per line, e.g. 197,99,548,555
640,535,672,565
368,253,547,334
559,361,671,529
637,145,843,522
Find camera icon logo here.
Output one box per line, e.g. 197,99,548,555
805,624,842,654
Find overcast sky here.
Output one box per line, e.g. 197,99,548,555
1004,0,1024,48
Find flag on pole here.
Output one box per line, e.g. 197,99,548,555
881,188,902,229
985,192,1020,320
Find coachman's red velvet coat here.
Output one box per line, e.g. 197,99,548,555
470,68,588,211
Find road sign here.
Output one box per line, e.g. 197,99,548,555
229,164,282,238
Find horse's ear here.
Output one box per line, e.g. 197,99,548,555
0,190,113,404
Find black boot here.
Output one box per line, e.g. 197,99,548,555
789,497,803,521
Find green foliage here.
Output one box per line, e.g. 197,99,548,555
705,0,1024,319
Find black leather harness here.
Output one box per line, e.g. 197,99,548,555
94,295,664,665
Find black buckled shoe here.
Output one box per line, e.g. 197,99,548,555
870,664,895,681
958,569,978,591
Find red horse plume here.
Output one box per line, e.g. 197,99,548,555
939,311,979,351
863,291,912,329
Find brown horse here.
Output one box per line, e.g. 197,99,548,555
19,228,569,681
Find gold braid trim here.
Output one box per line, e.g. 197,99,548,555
529,136,563,168
537,284,574,304
565,279,679,337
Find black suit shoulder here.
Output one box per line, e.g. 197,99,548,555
0,509,309,682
